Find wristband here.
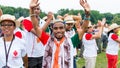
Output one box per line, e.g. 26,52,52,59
30,14,37,17
84,16,90,20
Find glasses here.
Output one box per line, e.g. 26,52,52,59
1,24,15,27
53,26,64,30
66,23,74,26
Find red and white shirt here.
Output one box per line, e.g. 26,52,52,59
0,36,26,68
106,33,120,55
23,18,47,57
82,33,98,57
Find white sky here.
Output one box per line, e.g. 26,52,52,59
0,0,120,14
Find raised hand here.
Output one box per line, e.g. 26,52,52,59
29,0,40,9
47,12,54,20
97,18,106,27
80,0,90,14
101,18,106,26
0,8,3,16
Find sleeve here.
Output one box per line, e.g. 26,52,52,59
111,34,118,40
22,19,33,32
85,33,92,40
71,33,81,48
39,31,50,45
15,31,22,39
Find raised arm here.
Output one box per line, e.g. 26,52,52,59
77,0,90,39
29,0,42,37
42,12,53,31
80,0,90,29
0,8,3,16
92,18,106,39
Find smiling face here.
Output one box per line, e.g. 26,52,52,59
0,20,16,37
52,22,65,40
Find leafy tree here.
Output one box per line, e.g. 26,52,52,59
102,13,113,24
57,9,69,16
111,15,120,25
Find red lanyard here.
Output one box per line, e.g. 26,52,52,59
3,35,14,66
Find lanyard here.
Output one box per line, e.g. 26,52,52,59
3,35,14,66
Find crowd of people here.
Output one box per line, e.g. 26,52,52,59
0,0,120,68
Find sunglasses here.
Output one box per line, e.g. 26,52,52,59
66,23,74,26
53,26,64,30
1,24,15,27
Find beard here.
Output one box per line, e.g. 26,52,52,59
54,33,64,41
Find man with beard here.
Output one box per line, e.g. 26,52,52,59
29,0,90,68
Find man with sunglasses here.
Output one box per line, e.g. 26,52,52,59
29,0,90,68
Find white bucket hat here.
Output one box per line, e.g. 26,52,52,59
64,16,75,23
0,14,16,24
108,23,120,32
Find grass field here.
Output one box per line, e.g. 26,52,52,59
76,52,120,68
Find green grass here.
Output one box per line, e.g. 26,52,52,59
76,52,120,68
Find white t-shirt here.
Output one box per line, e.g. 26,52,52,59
82,33,98,57
106,33,120,55
26,19,46,57
0,37,26,68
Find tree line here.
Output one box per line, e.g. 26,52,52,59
1,5,120,25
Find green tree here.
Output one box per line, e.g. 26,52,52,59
111,15,120,25
57,9,69,16
103,13,113,24
90,10,101,24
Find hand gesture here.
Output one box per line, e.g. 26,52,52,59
97,18,106,27
47,12,54,20
80,0,90,14
29,0,40,9
101,18,106,26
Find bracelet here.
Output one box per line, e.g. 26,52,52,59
84,16,90,20
30,14,37,17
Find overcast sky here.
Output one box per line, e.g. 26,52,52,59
0,0,120,14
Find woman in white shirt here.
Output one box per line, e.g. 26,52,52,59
82,19,105,68
106,23,120,68
0,14,27,68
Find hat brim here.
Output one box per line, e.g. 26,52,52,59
65,20,74,23
108,26,120,32
0,19,16,24
0,19,16,27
